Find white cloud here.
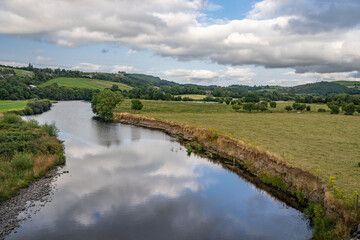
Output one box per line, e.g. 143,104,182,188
164,67,256,84
284,71,360,82
111,65,135,73
164,69,219,80
73,63,102,72
35,56,52,65
1,0,360,74
72,63,135,73
0,61,28,67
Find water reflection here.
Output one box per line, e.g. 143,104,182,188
9,101,312,240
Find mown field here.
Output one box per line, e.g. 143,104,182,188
116,100,360,195
40,77,133,91
0,100,27,113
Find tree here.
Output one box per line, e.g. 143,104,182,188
327,102,340,114
244,92,260,103
258,101,268,112
91,89,123,120
243,103,255,112
131,99,143,111
270,101,277,108
232,104,241,112
343,103,355,115
285,105,293,112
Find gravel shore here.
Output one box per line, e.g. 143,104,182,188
0,168,63,240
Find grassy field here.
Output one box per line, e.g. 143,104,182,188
0,101,27,113
0,67,34,77
116,100,360,195
40,77,133,91
176,94,207,100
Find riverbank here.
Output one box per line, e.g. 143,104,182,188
0,113,65,202
0,168,65,239
114,112,360,239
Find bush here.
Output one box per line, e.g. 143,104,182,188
343,103,356,115
243,103,256,112
131,99,143,111
27,119,40,128
318,108,326,112
232,104,241,112
270,101,277,108
41,122,59,137
327,103,340,114
0,113,22,124
306,105,311,111
285,105,293,112
11,152,33,170
293,103,306,111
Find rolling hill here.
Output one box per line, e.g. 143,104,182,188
40,77,133,91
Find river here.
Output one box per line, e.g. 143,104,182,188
7,101,312,239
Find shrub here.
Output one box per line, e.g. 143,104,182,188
0,113,22,124
293,103,306,111
328,104,340,114
243,103,256,112
343,103,356,115
27,119,40,128
318,108,326,112
258,102,268,112
270,101,277,108
41,122,59,137
306,105,311,111
285,105,293,112
232,104,241,112
131,99,143,111
11,152,33,170
358,162,360,167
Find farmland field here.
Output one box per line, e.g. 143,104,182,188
116,99,360,194
40,77,133,91
0,100,27,113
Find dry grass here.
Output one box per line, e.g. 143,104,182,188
33,155,57,177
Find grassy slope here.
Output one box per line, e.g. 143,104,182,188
176,94,208,100
0,101,27,113
40,77,133,91
116,100,359,194
0,67,34,77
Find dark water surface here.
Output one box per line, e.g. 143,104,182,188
8,101,312,240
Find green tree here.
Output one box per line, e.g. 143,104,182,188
244,92,260,103
131,99,143,111
327,102,340,114
91,89,123,120
270,101,277,108
343,103,356,115
243,103,255,112
285,105,293,112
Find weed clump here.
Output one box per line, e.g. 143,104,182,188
11,152,33,170
41,122,59,137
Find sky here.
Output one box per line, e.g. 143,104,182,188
1,0,360,86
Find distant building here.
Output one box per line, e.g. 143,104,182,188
28,84,37,89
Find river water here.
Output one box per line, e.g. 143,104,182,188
7,101,312,239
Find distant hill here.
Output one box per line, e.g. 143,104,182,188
290,81,360,96
124,73,178,87
40,77,133,91
332,81,360,89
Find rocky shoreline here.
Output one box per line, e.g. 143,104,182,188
0,168,64,240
